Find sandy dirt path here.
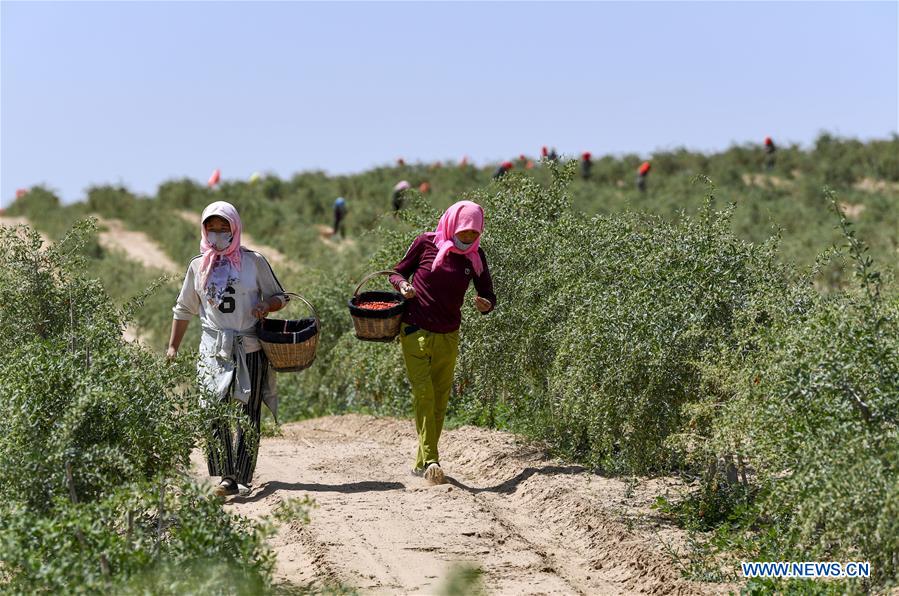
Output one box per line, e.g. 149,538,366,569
192,415,729,595
94,216,179,273
316,224,357,251
838,202,866,219
854,177,899,194
740,173,794,189
0,215,52,245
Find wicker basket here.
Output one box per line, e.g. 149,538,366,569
256,293,320,372
348,270,407,342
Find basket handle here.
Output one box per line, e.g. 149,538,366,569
273,292,321,333
353,270,403,297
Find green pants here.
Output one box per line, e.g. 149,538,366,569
400,325,459,469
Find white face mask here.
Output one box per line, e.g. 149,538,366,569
208,231,233,251
453,236,474,251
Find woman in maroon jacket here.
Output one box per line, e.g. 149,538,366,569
390,201,497,483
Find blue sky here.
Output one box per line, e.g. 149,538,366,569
2,1,897,204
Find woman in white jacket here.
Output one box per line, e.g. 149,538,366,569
167,201,288,497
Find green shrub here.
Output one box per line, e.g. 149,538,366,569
685,195,899,586
0,223,276,593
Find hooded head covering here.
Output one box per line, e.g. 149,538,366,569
394,180,411,192
430,201,484,275
198,201,243,306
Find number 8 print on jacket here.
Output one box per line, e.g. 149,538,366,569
173,249,285,354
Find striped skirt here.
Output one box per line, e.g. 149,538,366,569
206,350,267,485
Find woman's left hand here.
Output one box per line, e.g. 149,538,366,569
251,301,271,319
473,296,493,313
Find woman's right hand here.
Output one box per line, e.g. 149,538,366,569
167,319,189,362
400,281,416,299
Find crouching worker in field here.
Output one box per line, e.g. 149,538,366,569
167,201,289,497
389,201,497,484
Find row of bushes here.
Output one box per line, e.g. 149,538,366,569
9,134,897,307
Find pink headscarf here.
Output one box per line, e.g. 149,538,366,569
431,200,484,275
198,201,243,292
394,180,411,192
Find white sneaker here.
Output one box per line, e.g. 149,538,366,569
424,462,445,485
236,483,252,496
213,478,237,497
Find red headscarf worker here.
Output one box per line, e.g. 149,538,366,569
637,161,651,192
493,161,514,180
764,137,777,170
389,201,497,484
581,151,592,180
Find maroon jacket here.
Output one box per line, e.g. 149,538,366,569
389,233,496,333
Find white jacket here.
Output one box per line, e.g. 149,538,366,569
173,248,287,418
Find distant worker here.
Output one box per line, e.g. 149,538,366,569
764,136,777,171
541,146,549,160
419,181,431,194
392,180,411,213
397,157,406,167
637,161,651,192
548,147,559,162
581,152,592,180
493,161,514,180
333,197,347,239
